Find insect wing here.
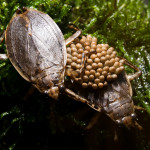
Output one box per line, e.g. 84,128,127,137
5,9,66,85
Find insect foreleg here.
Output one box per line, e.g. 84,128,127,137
0,31,8,60
64,88,89,104
134,105,146,111
117,56,142,81
78,51,97,77
65,24,81,45
0,31,5,44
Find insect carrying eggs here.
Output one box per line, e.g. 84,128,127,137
66,35,125,89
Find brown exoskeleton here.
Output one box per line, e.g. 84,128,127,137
65,36,142,129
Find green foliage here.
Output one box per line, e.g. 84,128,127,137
0,0,150,150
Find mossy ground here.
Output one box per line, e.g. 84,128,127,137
0,0,150,150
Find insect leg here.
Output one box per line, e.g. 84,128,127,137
117,56,142,81
78,51,97,77
64,88,89,104
134,105,146,111
0,31,8,60
65,24,81,45
0,31,5,44
85,112,101,130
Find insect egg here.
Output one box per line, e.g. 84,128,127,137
92,37,97,42
94,58,100,63
112,74,117,79
78,48,84,53
86,65,92,70
76,64,81,69
67,53,72,59
105,54,110,60
115,57,120,62
72,52,78,57
92,83,98,89
99,75,105,81
114,62,120,68
67,58,72,64
110,54,116,58
107,48,113,55
91,44,97,49
94,78,100,84
104,44,109,49
120,66,125,71
76,43,82,49
95,72,100,78
77,54,82,59
100,56,106,63
102,71,108,76
72,56,77,62
90,54,97,59
104,60,111,66
97,68,103,73
97,44,102,48
71,62,77,69
87,58,93,64
115,68,121,74
112,51,117,55
97,53,102,58
88,81,93,87
103,66,109,71
107,75,112,81
87,35,92,39
101,50,107,56
86,38,92,43
85,46,91,51
83,75,89,82
98,82,104,88
80,38,86,44
70,44,76,47
109,66,115,73
82,83,88,88
77,59,82,64
120,59,125,64
89,75,94,81
110,58,115,65
67,47,71,54
84,42,90,46
90,69,96,75
85,70,90,76
92,63,98,69
102,47,107,51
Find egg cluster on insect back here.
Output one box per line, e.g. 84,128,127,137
66,35,125,89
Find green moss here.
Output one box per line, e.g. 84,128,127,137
0,0,150,149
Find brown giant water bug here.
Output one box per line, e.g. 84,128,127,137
0,7,143,128
65,35,143,129
0,7,88,102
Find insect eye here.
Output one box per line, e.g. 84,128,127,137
116,119,123,125
22,7,27,12
16,8,22,14
59,85,65,92
131,113,137,119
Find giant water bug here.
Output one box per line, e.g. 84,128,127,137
0,7,88,103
